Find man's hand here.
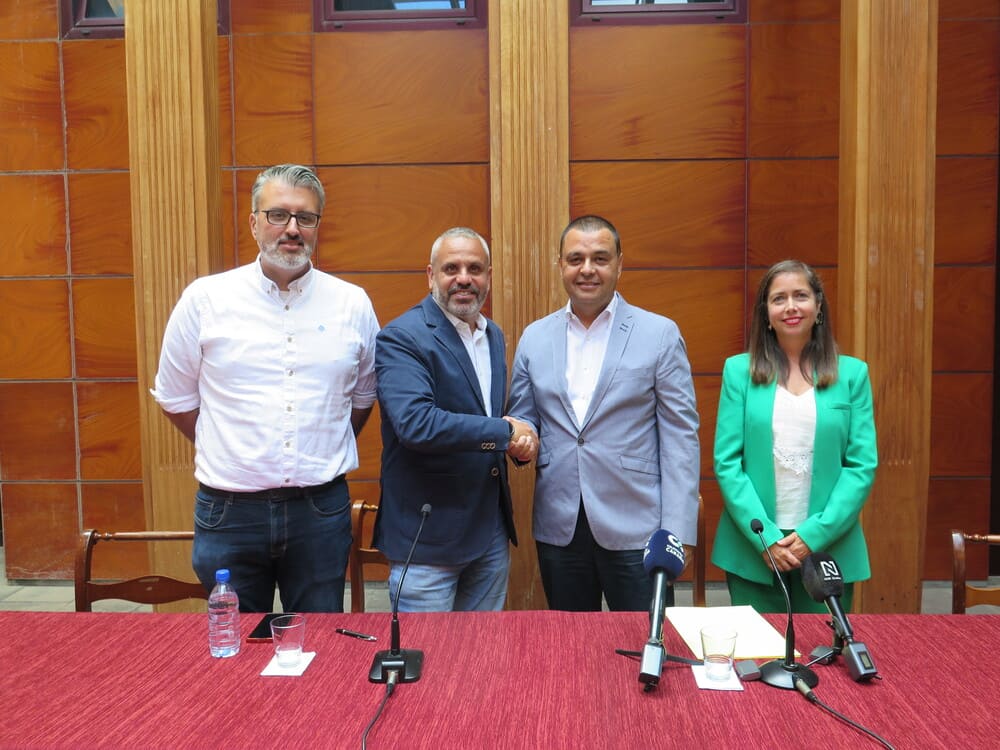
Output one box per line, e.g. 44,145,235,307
503,416,538,462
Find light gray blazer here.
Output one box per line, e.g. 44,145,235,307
507,296,700,549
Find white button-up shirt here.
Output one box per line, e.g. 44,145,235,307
438,304,493,417
565,293,619,426
151,258,379,491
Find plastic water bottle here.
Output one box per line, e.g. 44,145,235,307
208,568,240,658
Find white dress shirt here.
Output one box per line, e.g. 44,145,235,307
437,304,493,417
772,385,816,529
151,258,379,491
564,293,619,426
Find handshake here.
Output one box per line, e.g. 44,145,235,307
502,416,538,463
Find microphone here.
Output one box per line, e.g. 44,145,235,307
638,529,685,690
801,553,879,681
750,518,818,690
369,503,432,684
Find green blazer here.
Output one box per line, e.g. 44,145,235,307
711,353,878,585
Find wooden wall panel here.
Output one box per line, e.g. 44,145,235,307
0,384,76,480
72,278,137,378
698,479,725,581
937,20,1000,155
231,33,314,166
935,157,998,265
925,478,991,579
570,161,745,268
232,0,311,33
932,266,995,372
0,0,57,39
217,37,233,167
81,482,151,579
1,484,77,580
69,173,132,275
339,271,429,335
63,40,128,170
930,373,993,476
570,25,746,160
939,0,1000,18
748,159,839,267
317,165,490,273
0,41,62,170
750,0,839,22
0,280,71,379
78,382,142,481
2,173,67,276
616,269,744,374
749,22,840,157
694,374,721,480
314,30,489,165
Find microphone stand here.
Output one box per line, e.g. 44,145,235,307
369,504,431,684
751,520,818,691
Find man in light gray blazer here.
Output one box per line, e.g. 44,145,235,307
507,215,700,611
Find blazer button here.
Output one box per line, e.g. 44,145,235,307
577,437,585,446
490,467,499,477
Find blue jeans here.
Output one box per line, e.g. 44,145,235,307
191,478,352,613
536,500,671,612
388,524,510,612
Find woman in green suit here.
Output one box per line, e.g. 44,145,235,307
712,260,878,612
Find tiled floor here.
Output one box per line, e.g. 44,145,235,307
1,546,995,614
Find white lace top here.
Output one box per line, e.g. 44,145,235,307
772,386,816,529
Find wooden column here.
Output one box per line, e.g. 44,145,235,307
489,1,569,609
125,0,223,599
839,1,937,612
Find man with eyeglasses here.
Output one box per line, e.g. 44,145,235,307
151,163,379,613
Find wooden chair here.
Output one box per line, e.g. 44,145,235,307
692,494,706,607
75,530,208,612
951,530,1000,613
348,501,389,613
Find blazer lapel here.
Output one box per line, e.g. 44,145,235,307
550,312,578,428
580,300,633,429
487,321,506,416
423,297,487,415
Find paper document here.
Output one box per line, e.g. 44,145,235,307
665,606,797,660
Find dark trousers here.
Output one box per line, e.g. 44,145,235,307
536,500,673,612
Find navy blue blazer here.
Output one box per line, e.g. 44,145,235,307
373,296,517,565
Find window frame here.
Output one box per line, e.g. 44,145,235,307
571,0,745,27
60,0,231,40
313,0,487,33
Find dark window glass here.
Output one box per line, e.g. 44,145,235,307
573,0,744,26
315,0,485,31
61,0,231,39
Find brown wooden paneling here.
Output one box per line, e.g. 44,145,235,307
0,0,57,39
749,22,839,157
72,278,137,378
0,383,76,480
232,33,313,166
232,0,312,33
694,374,720,480
570,161,745,268
1,483,77,579
570,25,745,161
69,172,132,275
750,0,839,22
81,482,150,580
316,165,490,273
925,478,991,580
339,271,430,333
748,159,839,268
0,41,62,170
218,37,233,167
353,404,383,482
698,478,726,582
616,269,744,374
939,0,1000,19
937,20,1000,155
930,373,993,476
933,266,996,372
2,173,66,276
63,39,129,170
936,157,999,265
0,279,71,379
234,168,259,266
78,382,142,481
221,170,238,269
314,30,489,165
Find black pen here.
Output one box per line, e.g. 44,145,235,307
336,627,377,641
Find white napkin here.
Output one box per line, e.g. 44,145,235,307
261,651,316,676
691,664,744,691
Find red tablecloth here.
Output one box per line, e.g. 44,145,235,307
1,610,995,749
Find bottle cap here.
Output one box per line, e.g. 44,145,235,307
215,568,230,583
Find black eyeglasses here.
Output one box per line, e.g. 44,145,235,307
256,208,321,229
